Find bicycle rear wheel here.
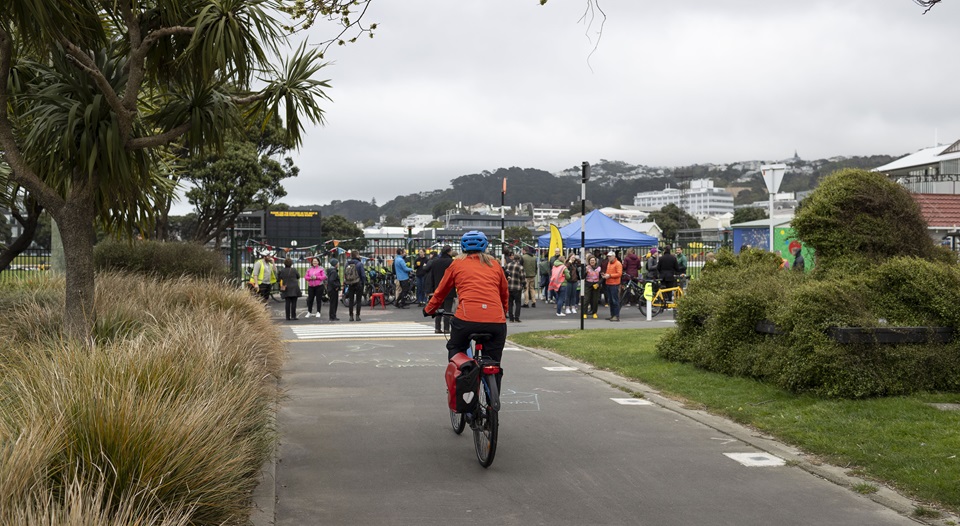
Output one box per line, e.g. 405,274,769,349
473,376,499,468
450,408,465,435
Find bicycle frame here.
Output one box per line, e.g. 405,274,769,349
648,281,684,317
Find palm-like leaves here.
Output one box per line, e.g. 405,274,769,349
3,0,329,235
251,41,331,147
187,0,282,87
16,44,167,232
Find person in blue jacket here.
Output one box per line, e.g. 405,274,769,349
394,248,414,309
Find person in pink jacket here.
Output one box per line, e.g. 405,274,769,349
304,256,328,319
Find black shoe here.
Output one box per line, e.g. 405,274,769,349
435,329,443,334
532,303,536,308
515,319,521,323
522,304,529,308
349,315,354,321
356,317,362,321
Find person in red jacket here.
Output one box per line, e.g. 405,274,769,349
424,231,509,370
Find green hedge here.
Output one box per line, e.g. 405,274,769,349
95,239,229,280
657,251,960,398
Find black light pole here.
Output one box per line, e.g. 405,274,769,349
580,161,589,331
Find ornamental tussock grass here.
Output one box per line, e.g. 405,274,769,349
0,271,282,525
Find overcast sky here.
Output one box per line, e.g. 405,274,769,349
175,0,960,213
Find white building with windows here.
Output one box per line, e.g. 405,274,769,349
401,214,434,229
531,204,566,222
633,179,734,216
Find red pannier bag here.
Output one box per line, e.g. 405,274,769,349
445,352,480,413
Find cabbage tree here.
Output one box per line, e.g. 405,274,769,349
0,0,330,341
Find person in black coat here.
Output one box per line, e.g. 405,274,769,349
277,258,301,320
326,258,341,321
423,245,456,334
656,245,681,301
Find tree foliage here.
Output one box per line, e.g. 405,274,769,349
647,204,700,243
504,226,535,250
322,214,366,252
731,207,768,225
792,169,948,269
184,123,299,246
0,0,330,340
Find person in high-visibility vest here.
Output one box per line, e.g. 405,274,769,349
249,253,278,303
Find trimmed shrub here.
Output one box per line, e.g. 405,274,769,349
658,255,960,398
94,239,229,280
791,168,948,268
658,167,960,398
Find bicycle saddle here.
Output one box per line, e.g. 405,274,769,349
468,333,494,344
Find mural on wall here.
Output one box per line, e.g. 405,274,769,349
733,224,815,271
775,227,815,271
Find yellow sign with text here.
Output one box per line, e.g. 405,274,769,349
269,211,319,218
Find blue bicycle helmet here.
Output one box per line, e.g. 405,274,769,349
460,230,489,253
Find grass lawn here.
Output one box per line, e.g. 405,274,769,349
510,328,960,516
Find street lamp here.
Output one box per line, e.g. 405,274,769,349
760,164,786,252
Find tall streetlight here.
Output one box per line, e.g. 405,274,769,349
760,163,787,252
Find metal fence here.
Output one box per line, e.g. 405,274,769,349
0,248,51,283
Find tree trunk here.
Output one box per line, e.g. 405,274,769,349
0,197,42,271
56,199,97,344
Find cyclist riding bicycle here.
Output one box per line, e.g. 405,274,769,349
423,231,509,387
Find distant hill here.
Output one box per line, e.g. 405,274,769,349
293,154,900,223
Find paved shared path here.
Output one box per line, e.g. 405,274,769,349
252,301,945,525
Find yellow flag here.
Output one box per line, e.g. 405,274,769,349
549,224,563,256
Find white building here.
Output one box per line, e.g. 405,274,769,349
633,179,734,216
401,214,434,229
874,139,960,194
597,207,649,223
531,205,566,222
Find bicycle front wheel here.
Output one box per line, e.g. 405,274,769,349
473,377,499,468
651,297,666,317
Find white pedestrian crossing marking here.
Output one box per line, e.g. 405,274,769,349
290,322,444,340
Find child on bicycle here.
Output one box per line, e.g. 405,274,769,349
423,231,509,385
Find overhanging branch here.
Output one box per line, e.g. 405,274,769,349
61,38,132,131
126,122,192,150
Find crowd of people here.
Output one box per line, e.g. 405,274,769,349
248,241,777,324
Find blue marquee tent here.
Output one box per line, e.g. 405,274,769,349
536,210,659,248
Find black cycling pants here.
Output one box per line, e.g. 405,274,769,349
446,318,507,363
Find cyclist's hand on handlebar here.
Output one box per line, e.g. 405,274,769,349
422,307,432,318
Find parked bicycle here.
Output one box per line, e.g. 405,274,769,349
437,311,501,468
647,279,685,317
339,263,396,308
619,277,644,307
